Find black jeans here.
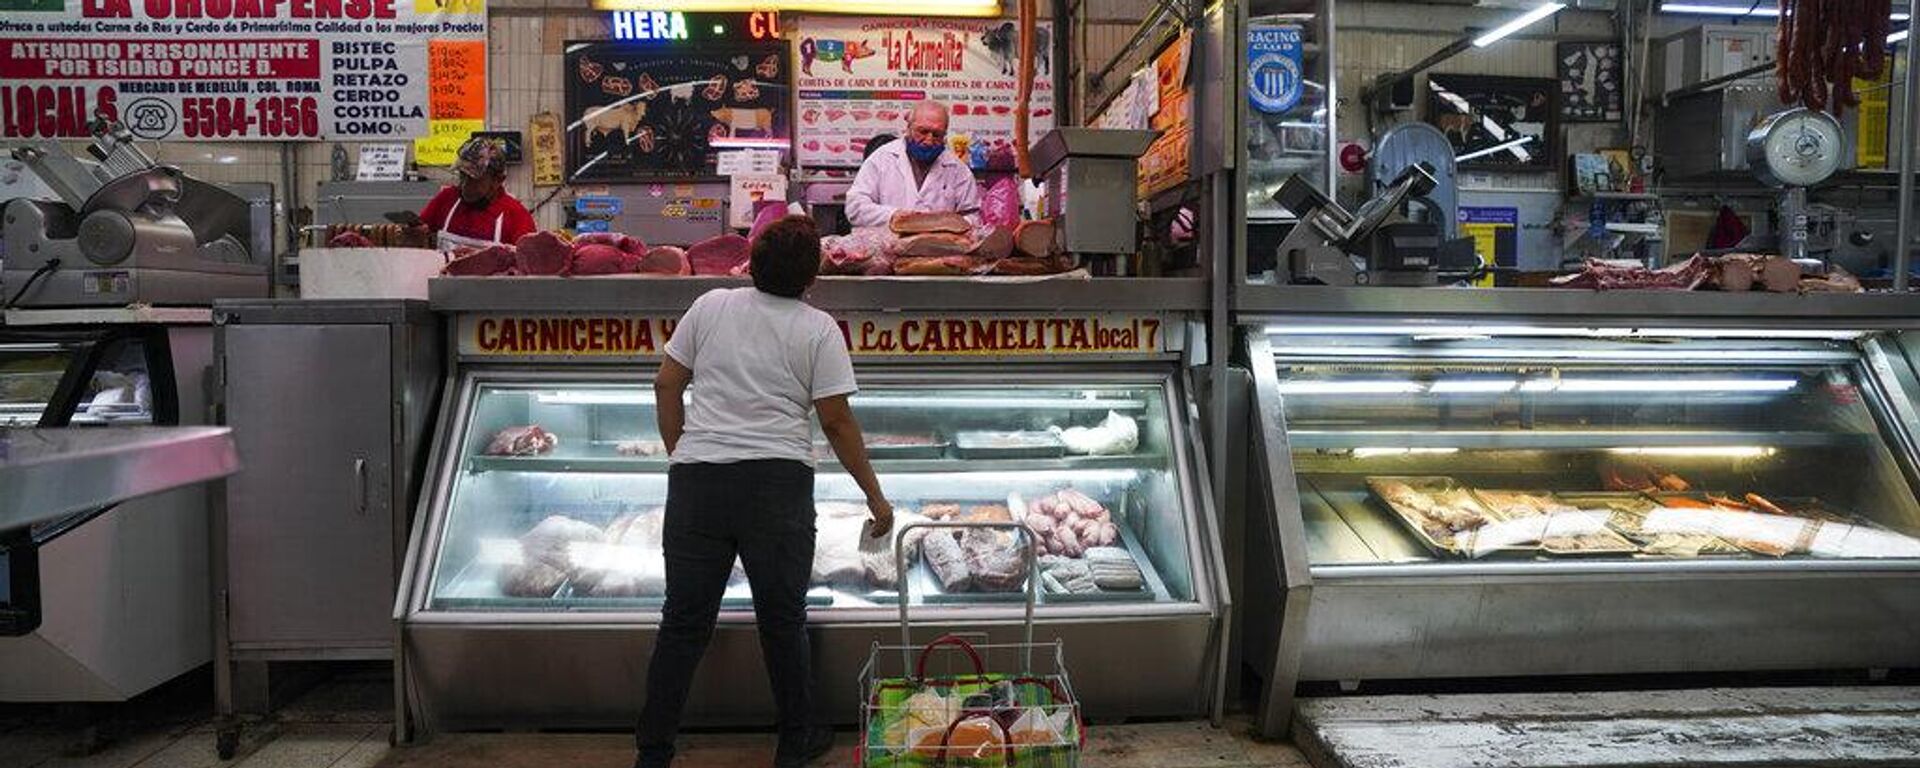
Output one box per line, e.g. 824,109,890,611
636,460,817,765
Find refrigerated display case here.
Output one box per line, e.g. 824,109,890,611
1234,287,1920,736
397,279,1225,736
0,317,216,707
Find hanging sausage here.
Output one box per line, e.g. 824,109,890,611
1776,0,1890,117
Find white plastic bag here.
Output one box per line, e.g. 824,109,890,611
1053,410,1139,456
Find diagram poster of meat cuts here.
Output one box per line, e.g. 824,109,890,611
0,0,486,141
792,16,1055,169
564,40,792,181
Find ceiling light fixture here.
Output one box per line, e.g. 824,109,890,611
1474,2,1568,47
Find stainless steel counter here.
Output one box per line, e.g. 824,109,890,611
0,426,238,532
430,276,1210,313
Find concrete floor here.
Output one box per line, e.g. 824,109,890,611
0,673,1306,768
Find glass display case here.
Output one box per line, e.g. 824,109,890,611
425,379,1198,613
0,329,161,428
1239,314,1920,738
1269,338,1920,564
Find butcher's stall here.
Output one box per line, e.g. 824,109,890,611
394,277,1227,738
1232,286,1920,736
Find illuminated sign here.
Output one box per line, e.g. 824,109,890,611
607,10,782,42
594,0,998,17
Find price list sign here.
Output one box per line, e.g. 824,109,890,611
0,0,487,141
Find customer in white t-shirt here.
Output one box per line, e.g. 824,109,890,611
637,215,893,768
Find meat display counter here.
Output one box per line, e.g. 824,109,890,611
397,280,1225,737
1236,290,1920,736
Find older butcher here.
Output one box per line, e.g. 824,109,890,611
844,101,981,229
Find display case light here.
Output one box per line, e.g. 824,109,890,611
1431,378,1520,393
1890,28,1910,44
1264,324,1864,341
533,391,655,405
1553,378,1798,393
1658,2,1778,16
1609,446,1777,458
1351,447,1462,458
589,0,1002,17
1276,381,1424,395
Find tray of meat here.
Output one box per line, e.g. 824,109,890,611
1469,489,1638,556
865,433,948,459
483,425,559,457
1641,492,1814,557
953,430,1066,459
1558,492,1742,558
1365,476,1498,556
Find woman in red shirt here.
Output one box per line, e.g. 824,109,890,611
418,137,537,251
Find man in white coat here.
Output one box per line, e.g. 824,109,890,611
844,101,981,229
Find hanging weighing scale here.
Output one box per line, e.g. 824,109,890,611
1745,107,1845,261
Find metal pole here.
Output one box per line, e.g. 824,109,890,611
1898,8,1919,290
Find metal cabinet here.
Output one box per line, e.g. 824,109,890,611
211,300,441,717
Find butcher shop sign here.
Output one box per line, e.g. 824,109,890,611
0,0,487,141
459,313,1177,360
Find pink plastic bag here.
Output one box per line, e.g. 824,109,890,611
980,177,1021,229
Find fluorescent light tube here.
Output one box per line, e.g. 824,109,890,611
1553,378,1797,393
1608,446,1776,458
1352,447,1462,458
1431,379,1520,393
1473,3,1567,47
1890,28,1910,44
1276,381,1424,395
534,391,655,405
1455,135,1536,162
1659,2,1778,16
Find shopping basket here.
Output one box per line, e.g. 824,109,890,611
857,520,1085,767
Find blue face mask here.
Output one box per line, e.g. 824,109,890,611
905,139,945,165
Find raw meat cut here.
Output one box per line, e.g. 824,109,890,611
961,529,1025,592
1708,253,1802,292
747,202,787,242
890,211,973,235
898,232,975,257
893,255,983,276
990,255,1070,276
1086,546,1144,590
485,425,559,456
1012,219,1055,258
639,246,692,276
570,244,642,275
442,244,517,276
518,514,605,572
971,227,1014,260
1550,255,1711,291
980,177,1021,228
571,232,647,255
1800,265,1863,293
820,228,899,275
327,230,374,248
515,231,572,276
499,561,566,597
922,530,970,591
686,233,751,275
1020,488,1116,557
813,503,870,589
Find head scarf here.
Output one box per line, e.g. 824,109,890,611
454,137,508,179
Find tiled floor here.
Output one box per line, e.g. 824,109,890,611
0,675,1306,768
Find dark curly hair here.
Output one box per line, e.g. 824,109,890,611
749,215,821,298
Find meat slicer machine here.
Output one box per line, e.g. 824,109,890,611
1,120,265,307
1273,162,1480,286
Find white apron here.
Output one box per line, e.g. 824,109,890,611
435,201,507,252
